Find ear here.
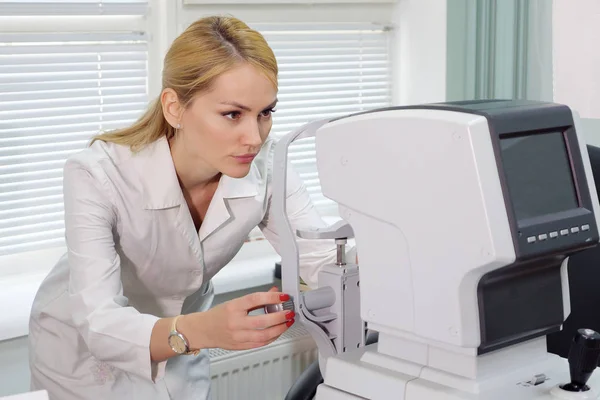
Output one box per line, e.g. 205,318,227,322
160,88,184,129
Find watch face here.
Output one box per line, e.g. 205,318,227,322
168,334,187,354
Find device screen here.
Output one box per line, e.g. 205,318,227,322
500,131,579,222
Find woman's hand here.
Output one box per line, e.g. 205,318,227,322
180,287,295,351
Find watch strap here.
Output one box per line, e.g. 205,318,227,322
170,315,200,356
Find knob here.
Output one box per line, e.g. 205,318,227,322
561,328,600,392
264,299,295,315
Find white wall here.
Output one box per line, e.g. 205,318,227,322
553,0,600,146
393,0,447,104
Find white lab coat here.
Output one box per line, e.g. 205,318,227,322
28,136,354,400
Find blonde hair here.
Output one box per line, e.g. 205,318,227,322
91,15,278,151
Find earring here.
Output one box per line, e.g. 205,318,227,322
176,123,181,129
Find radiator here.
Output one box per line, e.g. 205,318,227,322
209,324,318,400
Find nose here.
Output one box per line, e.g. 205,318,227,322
242,120,263,148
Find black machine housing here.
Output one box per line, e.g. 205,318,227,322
432,100,599,354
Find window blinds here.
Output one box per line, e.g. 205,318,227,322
0,31,149,256
0,19,391,256
255,23,393,216
0,0,147,15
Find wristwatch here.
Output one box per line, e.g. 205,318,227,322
168,315,200,356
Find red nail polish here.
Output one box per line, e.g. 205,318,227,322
285,311,295,319
280,294,290,301
286,319,295,327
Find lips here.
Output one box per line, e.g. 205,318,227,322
233,154,257,163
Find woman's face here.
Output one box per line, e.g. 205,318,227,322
172,63,278,179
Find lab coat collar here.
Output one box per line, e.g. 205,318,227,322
199,165,261,241
136,136,262,243
136,136,184,210
219,165,260,199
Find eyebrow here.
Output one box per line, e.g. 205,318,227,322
220,99,278,112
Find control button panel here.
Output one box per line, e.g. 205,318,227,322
526,224,592,244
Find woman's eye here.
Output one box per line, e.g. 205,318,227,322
260,108,276,118
224,111,241,120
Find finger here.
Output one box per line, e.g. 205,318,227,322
247,286,281,312
245,309,295,330
237,291,290,311
244,319,294,344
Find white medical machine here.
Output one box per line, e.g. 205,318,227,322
268,100,600,399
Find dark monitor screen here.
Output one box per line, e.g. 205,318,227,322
500,131,579,222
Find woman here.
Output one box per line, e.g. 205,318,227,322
28,15,354,399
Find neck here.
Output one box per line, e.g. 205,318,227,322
169,137,220,192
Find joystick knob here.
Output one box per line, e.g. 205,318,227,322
562,328,600,392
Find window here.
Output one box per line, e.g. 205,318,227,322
0,1,149,258
0,0,147,15
254,23,393,217
0,5,394,256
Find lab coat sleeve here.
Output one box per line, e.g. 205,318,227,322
62,159,166,383
259,162,356,289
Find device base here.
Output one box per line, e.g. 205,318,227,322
315,385,366,399
315,343,600,400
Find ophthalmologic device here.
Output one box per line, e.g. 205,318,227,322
268,99,600,399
